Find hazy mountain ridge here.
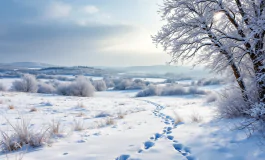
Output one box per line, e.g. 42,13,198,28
0,62,57,69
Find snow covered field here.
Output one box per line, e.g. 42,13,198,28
0,81,264,160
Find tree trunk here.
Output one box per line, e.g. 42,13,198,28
225,54,249,101
205,28,249,102
250,53,265,102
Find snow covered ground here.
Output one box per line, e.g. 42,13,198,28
0,81,264,160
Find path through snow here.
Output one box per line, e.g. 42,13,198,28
116,100,197,160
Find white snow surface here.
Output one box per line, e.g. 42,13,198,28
0,86,264,160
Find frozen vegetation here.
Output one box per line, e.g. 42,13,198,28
1,0,265,159
136,85,207,97
0,71,263,160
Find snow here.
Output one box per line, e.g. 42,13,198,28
0,80,264,160
53,75,103,81
0,78,20,90
132,78,166,83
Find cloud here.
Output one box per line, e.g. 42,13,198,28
100,27,162,54
0,22,140,65
44,1,72,19
83,5,99,14
0,0,166,66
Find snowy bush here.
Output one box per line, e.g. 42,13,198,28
161,85,186,95
164,79,176,83
196,78,224,86
162,86,206,96
217,80,259,119
126,79,147,90
114,79,133,90
103,78,115,88
136,85,162,97
205,94,217,103
246,103,265,121
93,80,107,91
0,83,6,91
37,82,55,94
136,85,206,97
217,89,251,118
57,76,95,97
12,74,38,93
187,87,207,95
113,78,148,90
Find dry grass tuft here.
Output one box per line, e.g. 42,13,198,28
73,119,84,131
174,112,183,124
117,111,125,119
0,116,50,152
8,105,15,110
49,120,61,135
105,117,116,125
29,107,37,112
190,112,203,123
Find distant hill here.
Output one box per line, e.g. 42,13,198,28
100,65,211,78
0,62,56,69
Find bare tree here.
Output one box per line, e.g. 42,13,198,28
153,0,265,119
197,0,265,101
153,0,249,100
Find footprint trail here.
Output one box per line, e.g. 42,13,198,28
116,100,197,160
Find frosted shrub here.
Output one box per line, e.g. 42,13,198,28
113,78,148,90
246,103,265,121
114,79,133,90
205,93,217,103
136,85,206,97
93,80,107,91
136,85,161,97
161,85,186,95
217,89,251,118
187,87,206,95
197,78,224,86
57,76,95,97
37,82,55,94
127,79,147,90
103,77,115,88
217,80,259,119
164,79,176,83
12,74,38,93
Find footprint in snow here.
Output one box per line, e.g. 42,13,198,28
186,156,196,160
167,135,174,140
144,141,155,150
166,127,172,131
173,143,183,151
115,154,130,160
154,133,163,140
173,143,195,159
138,149,143,153
164,121,171,125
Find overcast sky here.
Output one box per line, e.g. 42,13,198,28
0,0,170,66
